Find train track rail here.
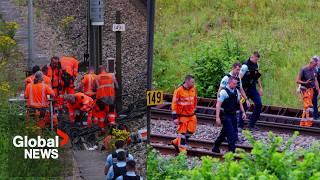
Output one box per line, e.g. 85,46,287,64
150,134,252,159
150,98,320,157
151,108,320,137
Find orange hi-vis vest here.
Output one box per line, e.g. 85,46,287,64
60,56,79,77
82,73,96,96
95,72,115,99
43,75,51,87
67,92,94,112
25,82,54,108
47,65,62,89
25,75,35,86
172,86,197,116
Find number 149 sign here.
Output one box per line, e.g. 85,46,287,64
147,90,163,106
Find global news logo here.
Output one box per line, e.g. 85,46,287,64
12,129,69,159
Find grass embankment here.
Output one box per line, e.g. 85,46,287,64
0,15,64,178
154,0,320,108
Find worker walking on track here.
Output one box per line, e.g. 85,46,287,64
171,75,197,153
80,66,96,98
212,76,246,153
93,65,119,132
296,56,320,127
25,71,55,128
60,56,79,95
64,92,94,127
239,51,263,131
218,62,250,134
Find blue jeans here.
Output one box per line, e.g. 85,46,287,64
313,88,319,120
245,86,262,128
213,114,237,152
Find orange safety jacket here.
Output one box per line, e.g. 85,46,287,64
95,72,116,99
67,92,93,112
60,56,79,77
81,73,96,96
25,75,35,86
47,65,62,89
43,75,51,87
25,81,54,108
171,86,197,116
67,93,93,123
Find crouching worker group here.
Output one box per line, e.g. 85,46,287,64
24,55,119,132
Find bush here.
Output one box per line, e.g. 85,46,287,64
193,33,245,98
0,21,19,38
59,16,75,36
0,35,17,58
147,131,320,179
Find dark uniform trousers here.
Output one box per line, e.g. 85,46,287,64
214,113,238,152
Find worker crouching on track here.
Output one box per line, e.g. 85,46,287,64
64,92,94,127
93,65,119,132
296,56,320,127
212,76,246,153
25,71,55,128
171,75,197,153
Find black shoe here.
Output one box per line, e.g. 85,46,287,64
212,147,220,153
171,141,180,153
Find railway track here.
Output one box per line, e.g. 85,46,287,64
150,134,252,159
151,95,320,157
151,108,320,137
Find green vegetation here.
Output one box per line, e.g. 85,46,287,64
147,131,320,179
0,16,64,178
154,0,320,108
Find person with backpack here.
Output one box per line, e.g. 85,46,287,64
106,151,127,180
105,140,134,175
115,160,143,180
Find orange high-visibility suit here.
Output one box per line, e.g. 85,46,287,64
25,75,35,86
25,82,54,108
95,72,116,100
300,88,314,127
92,100,110,131
25,81,55,128
47,65,63,109
25,74,51,87
60,56,79,94
66,92,93,126
93,72,117,131
43,75,51,87
81,73,96,97
171,86,197,152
